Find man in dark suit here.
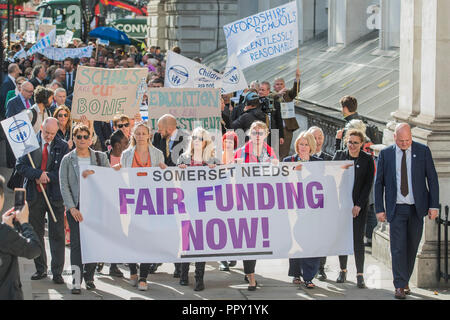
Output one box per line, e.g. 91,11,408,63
15,118,69,284
63,57,76,97
258,81,285,148
0,63,21,120
29,65,47,89
6,81,34,118
94,120,113,152
152,114,189,277
375,123,439,299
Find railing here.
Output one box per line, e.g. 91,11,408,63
437,205,449,283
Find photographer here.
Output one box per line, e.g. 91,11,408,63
231,91,266,134
0,175,41,300
258,81,285,148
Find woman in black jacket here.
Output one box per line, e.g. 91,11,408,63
283,131,322,289
332,129,375,288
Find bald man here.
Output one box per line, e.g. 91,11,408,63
152,114,189,277
375,123,439,299
16,117,69,284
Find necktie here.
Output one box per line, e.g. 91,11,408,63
400,149,409,197
165,138,170,158
67,72,71,89
25,99,30,109
37,143,49,193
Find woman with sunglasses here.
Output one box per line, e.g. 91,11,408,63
53,106,74,150
283,131,322,289
177,127,220,291
332,129,375,288
59,124,110,294
234,121,278,291
113,121,167,291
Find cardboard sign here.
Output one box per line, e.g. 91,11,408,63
146,88,221,131
280,101,296,119
71,66,149,121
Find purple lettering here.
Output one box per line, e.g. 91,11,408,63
119,188,134,214
197,186,214,212
235,184,255,210
206,219,227,250
276,183,285,209
257,183,275,210
156,188,164,215
228,218,258,249
136,189,156,215
215,184,234,211
166,188,186,214
286,182,305,209
306,182,324,208
181,220,203,251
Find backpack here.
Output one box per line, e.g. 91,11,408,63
364,121,383,145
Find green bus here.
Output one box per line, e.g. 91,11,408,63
37,0,148,43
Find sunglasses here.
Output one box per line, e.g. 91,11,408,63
117,123,130,128
76,134,90,140
192,136,204,141
251,131,265,136
57,113,69,118
348,141,361,145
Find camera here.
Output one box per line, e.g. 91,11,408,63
259,97,275,114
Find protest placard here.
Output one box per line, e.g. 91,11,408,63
40,46,93,61
38,24,56,40
165,51,247,94
146,87,221,131
223,1,298,69
25,30,36,44
71,66,148,121
280,101,296,119
79,162,354,263
27,28,56,56
1,112,40,159
64,30,74,45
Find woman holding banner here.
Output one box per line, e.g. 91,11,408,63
177,127,221,291
113,121,166,291
282,131,322,289
234,121,278,291
332,129,375,289
59,124,110,294
218,131,239,271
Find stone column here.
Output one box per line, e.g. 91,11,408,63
391,0,422,122
147,0,168,49
408,0,450,288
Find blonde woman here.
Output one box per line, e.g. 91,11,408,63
114,121,167,291
283,131,321,289
177,127,220,291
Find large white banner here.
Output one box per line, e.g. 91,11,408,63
165,51,248,94
79,162,354,263
39,46,94,61
223,1,298,69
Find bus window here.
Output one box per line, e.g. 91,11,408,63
55,8,66,25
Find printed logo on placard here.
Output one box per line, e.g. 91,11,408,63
8,119,31,143
223,66,240,84
168,65,189,86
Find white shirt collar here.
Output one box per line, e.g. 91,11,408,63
395,144,411,154
170,129,178,142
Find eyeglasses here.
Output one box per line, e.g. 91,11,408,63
251,131,265,136
348,141,362,145
76,134,90,140
192,136,204,141
57,113,69,118
117,123,130,128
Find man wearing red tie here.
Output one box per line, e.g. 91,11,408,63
375,123,439,299
15,118,69,284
